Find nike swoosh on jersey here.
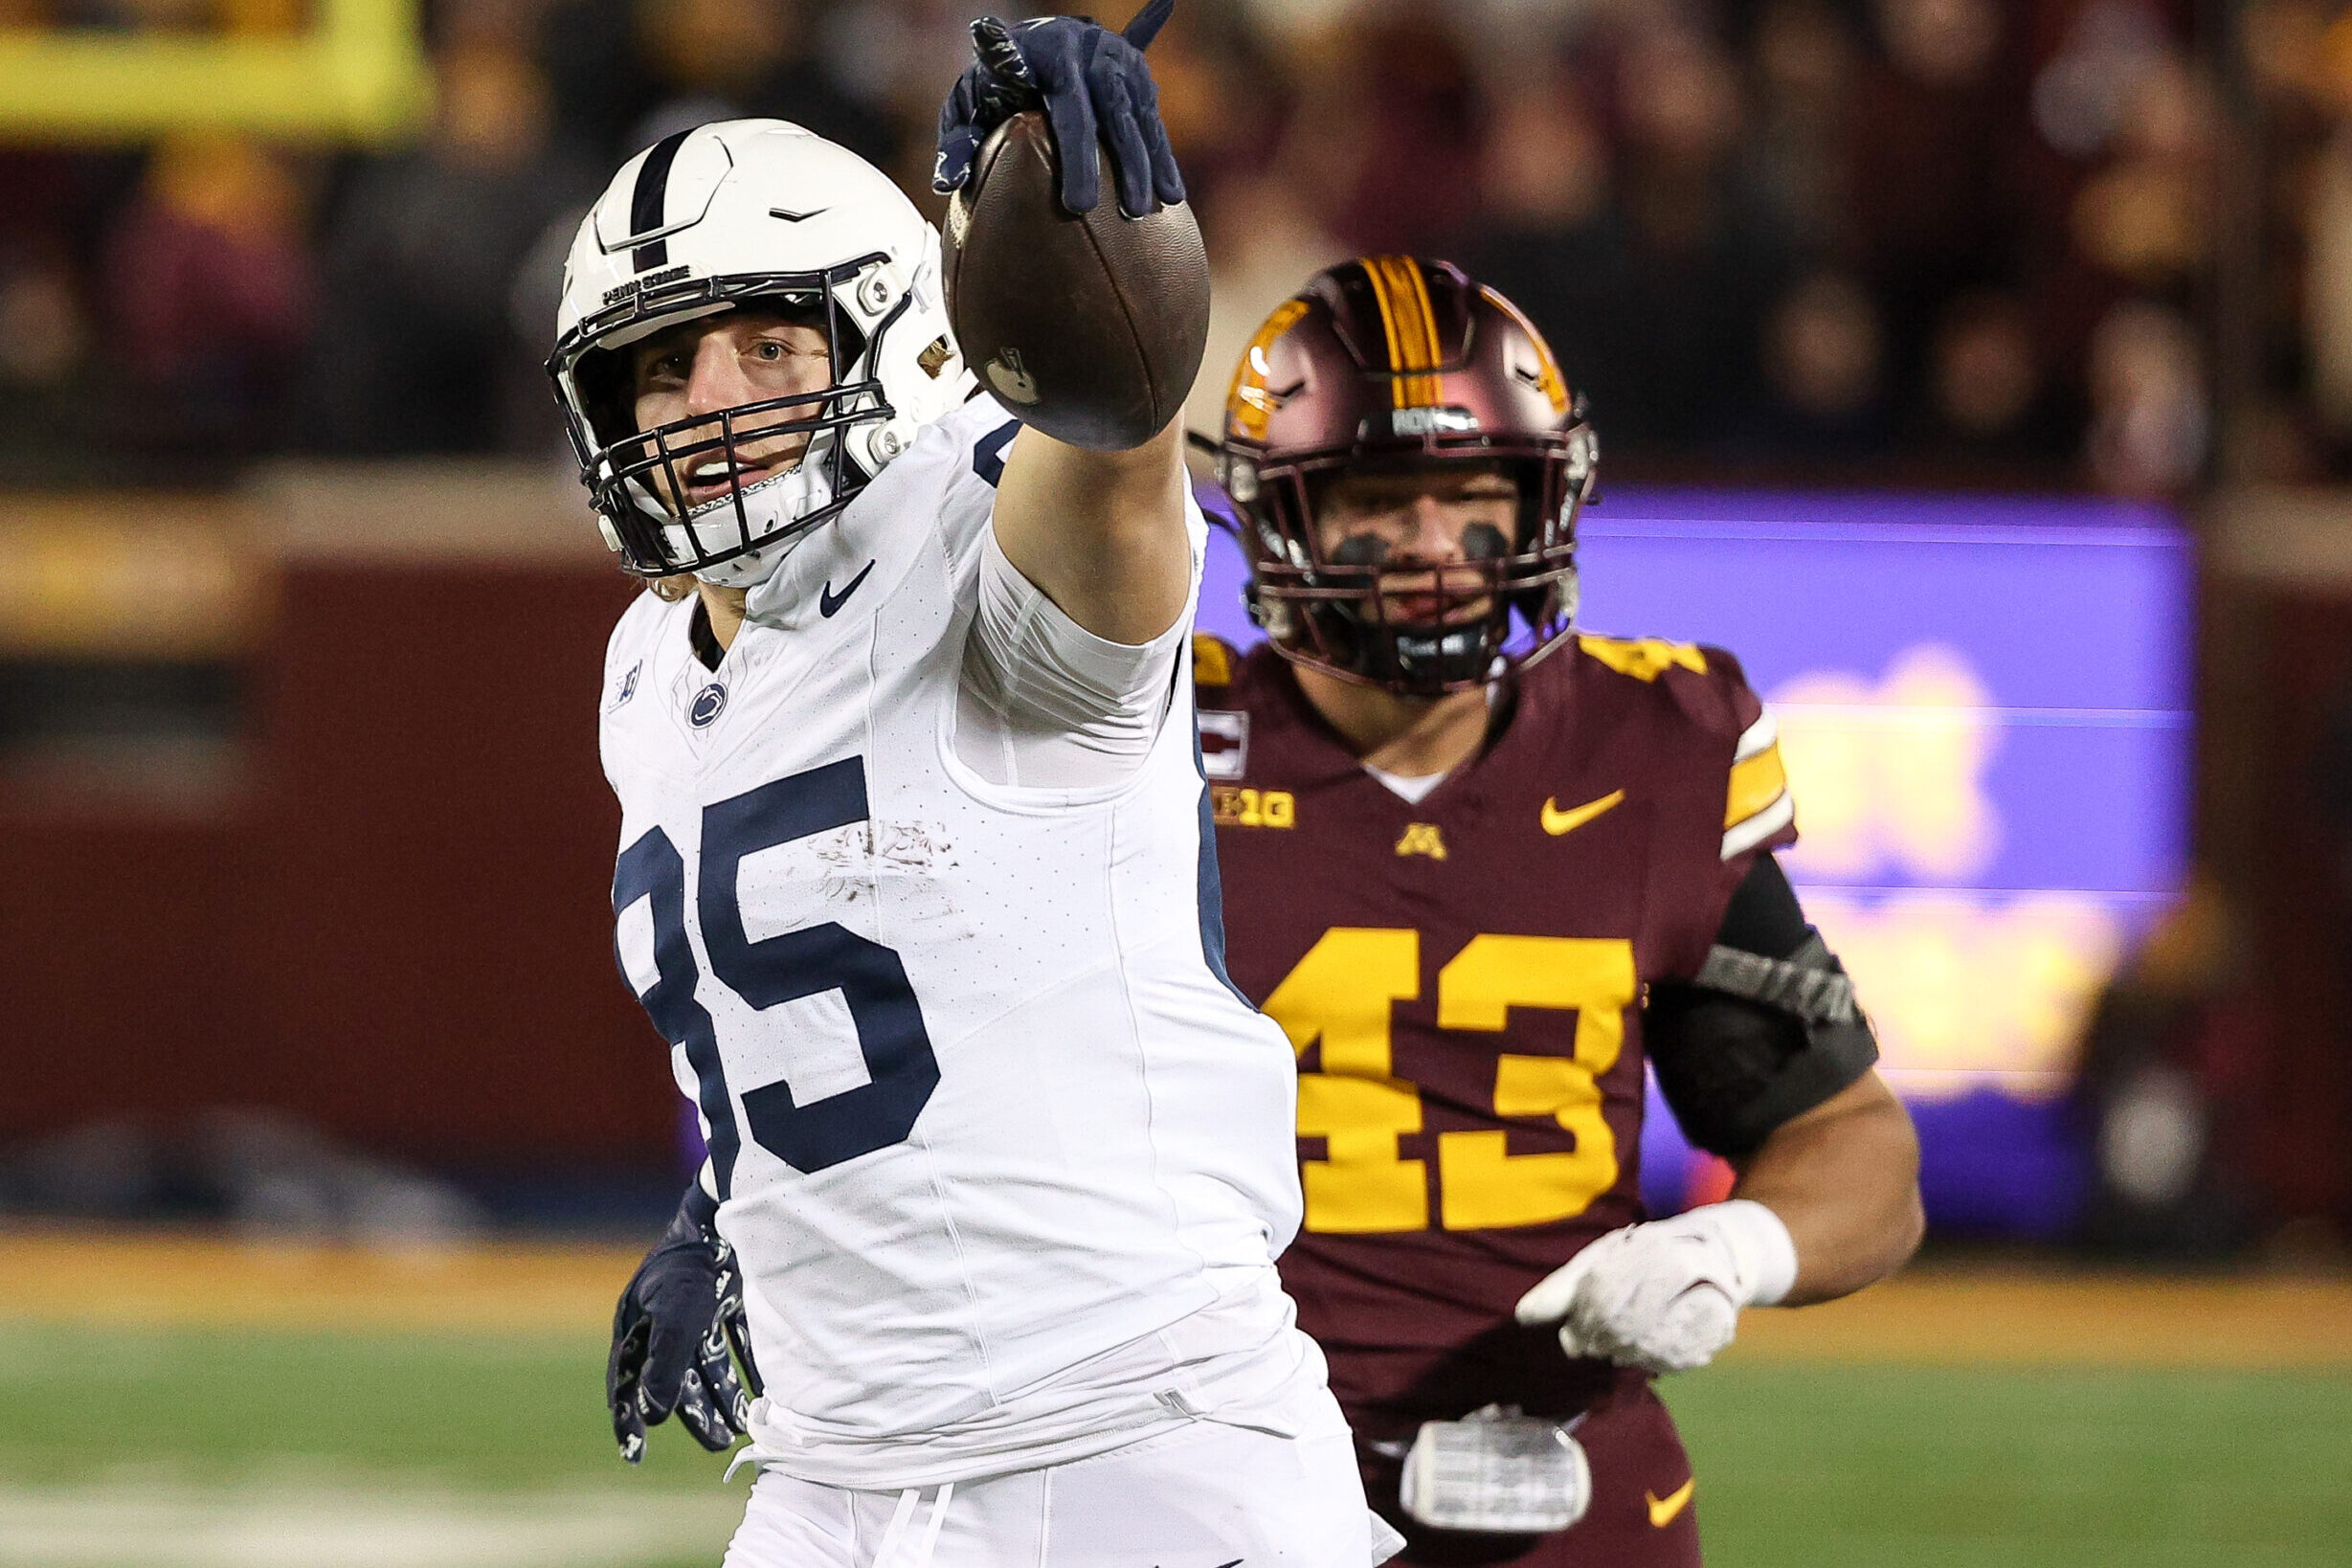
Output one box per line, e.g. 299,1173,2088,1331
1646,1477,1695,1528
819,559,877,617
1541,789,1624,836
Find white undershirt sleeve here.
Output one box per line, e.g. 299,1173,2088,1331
953,523,1194,789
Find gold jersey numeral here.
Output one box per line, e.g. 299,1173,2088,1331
1434,935,1635,1229
1264,928,1636,1235
1266,928,1428,1232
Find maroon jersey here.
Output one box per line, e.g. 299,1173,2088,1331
1198,632,1796,1433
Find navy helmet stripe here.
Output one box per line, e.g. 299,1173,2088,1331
630,128,693,239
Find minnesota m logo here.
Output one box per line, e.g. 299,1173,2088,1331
1394,823,1447,860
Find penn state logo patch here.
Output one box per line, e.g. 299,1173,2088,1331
688,683,728,728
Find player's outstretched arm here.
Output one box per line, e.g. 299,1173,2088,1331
992,422,1190,644
935,2,1196,645
1729,1068,1924,1305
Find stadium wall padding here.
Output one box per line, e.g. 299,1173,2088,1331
3,551,2346,1229
2,562,681,1171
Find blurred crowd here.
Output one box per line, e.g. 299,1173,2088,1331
5,0,2352,491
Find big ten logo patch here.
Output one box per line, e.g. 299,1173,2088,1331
1770,643,2000,882
1213,786,1295,829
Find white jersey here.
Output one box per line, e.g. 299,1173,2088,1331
598,398,1315,1490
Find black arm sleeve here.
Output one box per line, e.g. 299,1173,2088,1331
1714,849,1812,959
1646,853,1880,1159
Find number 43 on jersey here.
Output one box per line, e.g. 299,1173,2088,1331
1266,929,1637,1235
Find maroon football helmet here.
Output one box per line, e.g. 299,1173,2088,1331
1213,257,1596,694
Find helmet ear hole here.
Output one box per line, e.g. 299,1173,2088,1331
573,347,637,456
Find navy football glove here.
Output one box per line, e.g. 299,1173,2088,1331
606,1184,764,1464
934,0,1186,219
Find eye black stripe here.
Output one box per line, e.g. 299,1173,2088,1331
630,128,693,239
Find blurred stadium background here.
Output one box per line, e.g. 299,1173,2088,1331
2,0,2350,1561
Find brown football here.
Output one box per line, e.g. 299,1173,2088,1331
941,111,1210,451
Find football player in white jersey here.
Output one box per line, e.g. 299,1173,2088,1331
546,7,1391,1566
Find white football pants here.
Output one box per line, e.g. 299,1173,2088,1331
721,1403,1392,1568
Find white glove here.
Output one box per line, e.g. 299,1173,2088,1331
1512,1200,1799,1375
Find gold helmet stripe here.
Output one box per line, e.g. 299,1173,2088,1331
1364,256,1444,408
1396,257,1445,407
1356,258,1409,408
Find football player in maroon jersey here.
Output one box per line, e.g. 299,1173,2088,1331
1197,257,1925,1566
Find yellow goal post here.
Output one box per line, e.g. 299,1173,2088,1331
0,0,430,145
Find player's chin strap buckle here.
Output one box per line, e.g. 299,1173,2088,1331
1399,1405,1592,1534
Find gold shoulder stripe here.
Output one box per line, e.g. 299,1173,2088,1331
1725,741,1788,830
1721,791,1796,861
1226,298,1310,443
1192,633,1233,687
1577,635,1709,683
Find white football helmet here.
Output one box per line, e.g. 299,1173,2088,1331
549,120,971,586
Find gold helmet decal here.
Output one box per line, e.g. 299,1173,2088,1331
1479,284,1570,417
1226,298,1312,444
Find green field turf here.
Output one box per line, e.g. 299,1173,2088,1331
1664,1365,2352,1567
1,1320,2347,1566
